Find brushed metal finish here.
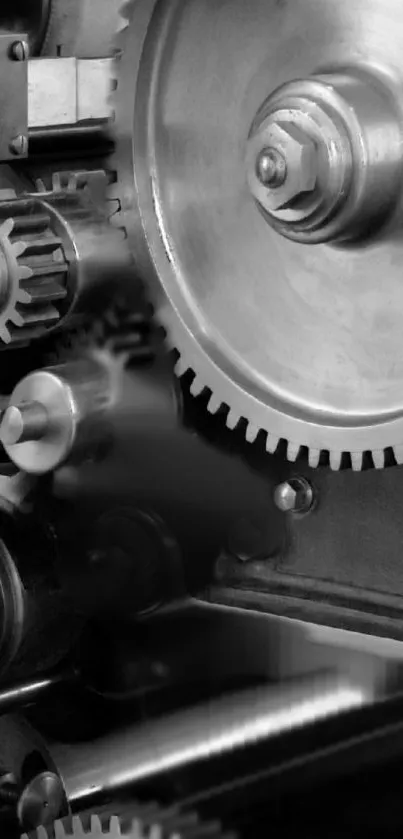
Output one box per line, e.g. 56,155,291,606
115,0,403,469
51,674,371,803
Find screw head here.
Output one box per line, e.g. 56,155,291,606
256,147,287,188
274,477,314,515
9,135,28,157
10,40,29,61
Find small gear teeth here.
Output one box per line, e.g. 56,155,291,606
22,807,230,839
329,451,343,470
394,444,403,464
351,452,363,471
266,434,279,454
0,203,69,345
207,393,222,414
308,448,321,468
372,449,385,469
190,377,205,397
245,422,259,444
287,442,301,462
226,409,240,430
174,357,189,378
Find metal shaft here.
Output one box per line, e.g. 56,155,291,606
0,670,68,714
50,673,373,805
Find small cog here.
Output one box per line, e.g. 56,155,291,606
0,211,68,346
0,218,33,344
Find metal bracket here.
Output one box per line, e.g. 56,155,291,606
0,34,28,162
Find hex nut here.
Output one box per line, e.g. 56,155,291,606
253,119,318,211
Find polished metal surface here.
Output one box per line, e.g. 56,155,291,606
115,0,403,470
1,357,113,474
0,31,28,161
28,58,113,129
0,672,63,714
50,673,372,803
247,67,401,244
17,772,66,831
1,402,49,446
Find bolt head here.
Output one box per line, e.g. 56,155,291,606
250,117,317,211
256,147,287,187
9,135,28,157
274,478,314,515
10,40,29,61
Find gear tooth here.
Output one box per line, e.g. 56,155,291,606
38,827,50,839
18,264,34,281
0,324,11,343
266,434,279,454
372,449,385,469
17,288,32,304
149,826,162,839
174,356,189,377
67,173,79,192
308,448,320,468
90,815,103,835
52,172,62,192
72,815,85,836
394,444,403,464
8,310,24,328
207,393,222,414
287,441,300,462
226,409,240,430
329,450,342,470
190,377,205,397
54,820,68,839
245,422,259,443
35,178,47,193
351,451,363,471
109,815,121,835
12,240,28,258
129,818,143,839
0,218,14,238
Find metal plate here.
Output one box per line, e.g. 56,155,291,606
0,33,27,161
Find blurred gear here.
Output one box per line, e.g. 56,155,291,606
51,297,154,369
21,807,229,839
41,0,124,58
113,0,403,471
0,210,67,345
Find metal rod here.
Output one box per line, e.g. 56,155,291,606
50,672,374,805
0,670,67,714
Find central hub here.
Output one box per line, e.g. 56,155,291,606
247,68,402,244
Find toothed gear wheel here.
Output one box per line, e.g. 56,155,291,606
21,806,230,839
0,209,68,346
113,0,403,471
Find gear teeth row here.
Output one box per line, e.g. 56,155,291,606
173,350,403,470
0,208,68,345
22,806,231,839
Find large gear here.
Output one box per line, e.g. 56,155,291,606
113,0,403,472
22,806,229,839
